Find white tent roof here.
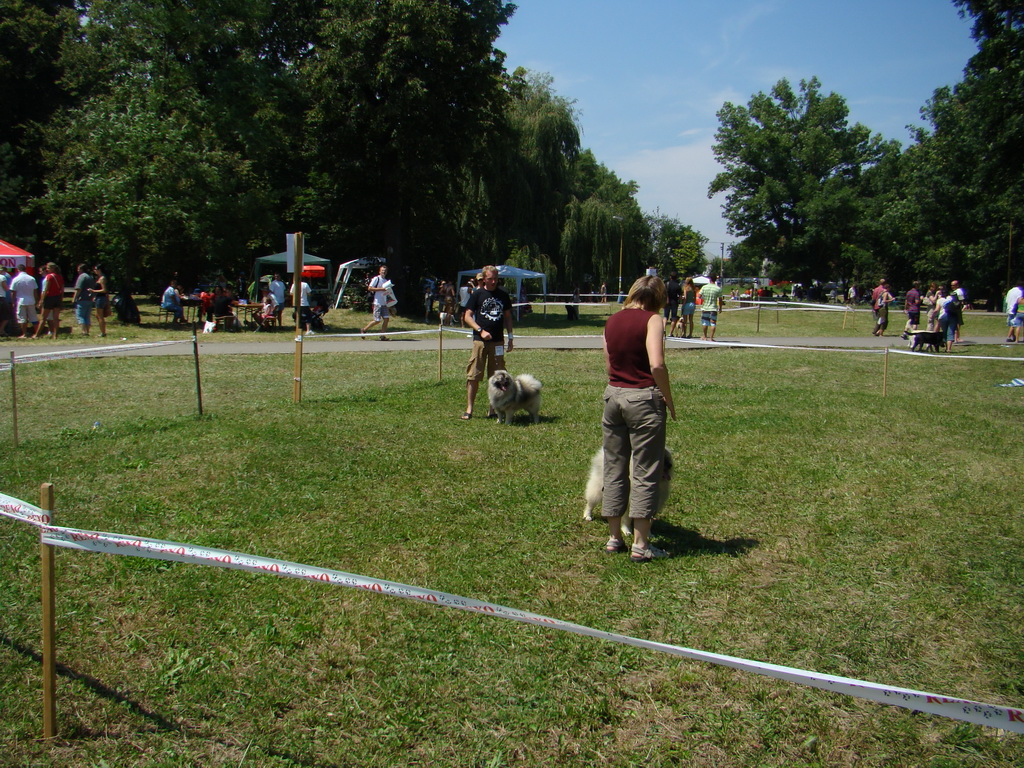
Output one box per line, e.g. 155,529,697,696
455,265,548,319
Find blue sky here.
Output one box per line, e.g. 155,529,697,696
496,0,979,252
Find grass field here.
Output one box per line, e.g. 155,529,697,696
1,315,1023,767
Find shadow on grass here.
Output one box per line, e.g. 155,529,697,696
653,520,759,557
2,634,182,735
1,635,334,767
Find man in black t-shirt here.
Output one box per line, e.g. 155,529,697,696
461,265,513,419
664,273,681,336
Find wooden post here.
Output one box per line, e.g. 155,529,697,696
192,325,204,416
882,348,889,398
40,483,56,739
10,351,18,448
292,233,304,404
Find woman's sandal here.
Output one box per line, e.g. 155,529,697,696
604,537,628,554
460,412,472,420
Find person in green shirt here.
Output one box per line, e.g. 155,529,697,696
698,276,723,341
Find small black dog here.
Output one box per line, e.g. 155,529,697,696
910,330,943,353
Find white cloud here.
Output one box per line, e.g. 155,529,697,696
613,141,732,244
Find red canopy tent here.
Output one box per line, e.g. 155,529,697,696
0,239,34,271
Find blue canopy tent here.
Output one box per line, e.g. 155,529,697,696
455,265,548,320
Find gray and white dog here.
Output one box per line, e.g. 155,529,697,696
487,371,542,425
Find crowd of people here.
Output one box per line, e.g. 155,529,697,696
866,277,985,352
0,262,112,339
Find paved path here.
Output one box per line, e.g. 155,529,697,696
0,330,1014,360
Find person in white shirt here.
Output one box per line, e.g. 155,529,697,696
299,278,314,334
269,273,286,326
360,265,392,340
1005,279,1024,343
9,265,39,338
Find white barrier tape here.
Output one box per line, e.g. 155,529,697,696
772,301,853,312
666,337,885,355
300,328,457,340
0,493,51,526
1,492,1019,734
888,347,1024,362
0,340,188,370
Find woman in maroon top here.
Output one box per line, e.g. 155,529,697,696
601,275,676,562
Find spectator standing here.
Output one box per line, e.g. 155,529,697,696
299,276,314,334
600,275,676,561
360,265,392,340
900,281,922,340
34,262,64,339
872,282,894,336
938,286,959,352
1005,279,1024,343
71,263,95,336
664,273,681,336
870,278,887,326
10,264,38,338
0,267,10,336
951,280,967,342
677,276,697,338
923,282,940,331
269,273,286,326
566,285,581,320
458,278,474,327
90,264,110,337
461,266,513,419
698,276,723,341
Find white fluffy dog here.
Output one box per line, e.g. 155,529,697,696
486,371,542,425
583,447,673,536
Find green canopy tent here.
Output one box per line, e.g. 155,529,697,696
249,251,333,300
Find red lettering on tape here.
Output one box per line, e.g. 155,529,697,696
472,605,495,613
360,583,383,592
162,546,186,556
70,532,100,542
416,594,438,602
1009,709,1023,723
115,539,142,549
257,563,280,573
307,573,330,582
212,555,232,564
927,696,967,705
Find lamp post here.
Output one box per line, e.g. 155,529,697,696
705,241,730,286
613,215,624,298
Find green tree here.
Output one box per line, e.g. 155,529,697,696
904,0,1023,304
37,85,269,283
302,0,514,296
492,70,580,265
647,213,706,277
34,0,307,284
0,0,76,245
709,77,889,283
560,150,645,291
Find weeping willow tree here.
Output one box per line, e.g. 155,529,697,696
560,149,645,291
494,70,580,259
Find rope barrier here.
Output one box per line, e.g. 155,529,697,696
1,490,1020,735
0,340,190,371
